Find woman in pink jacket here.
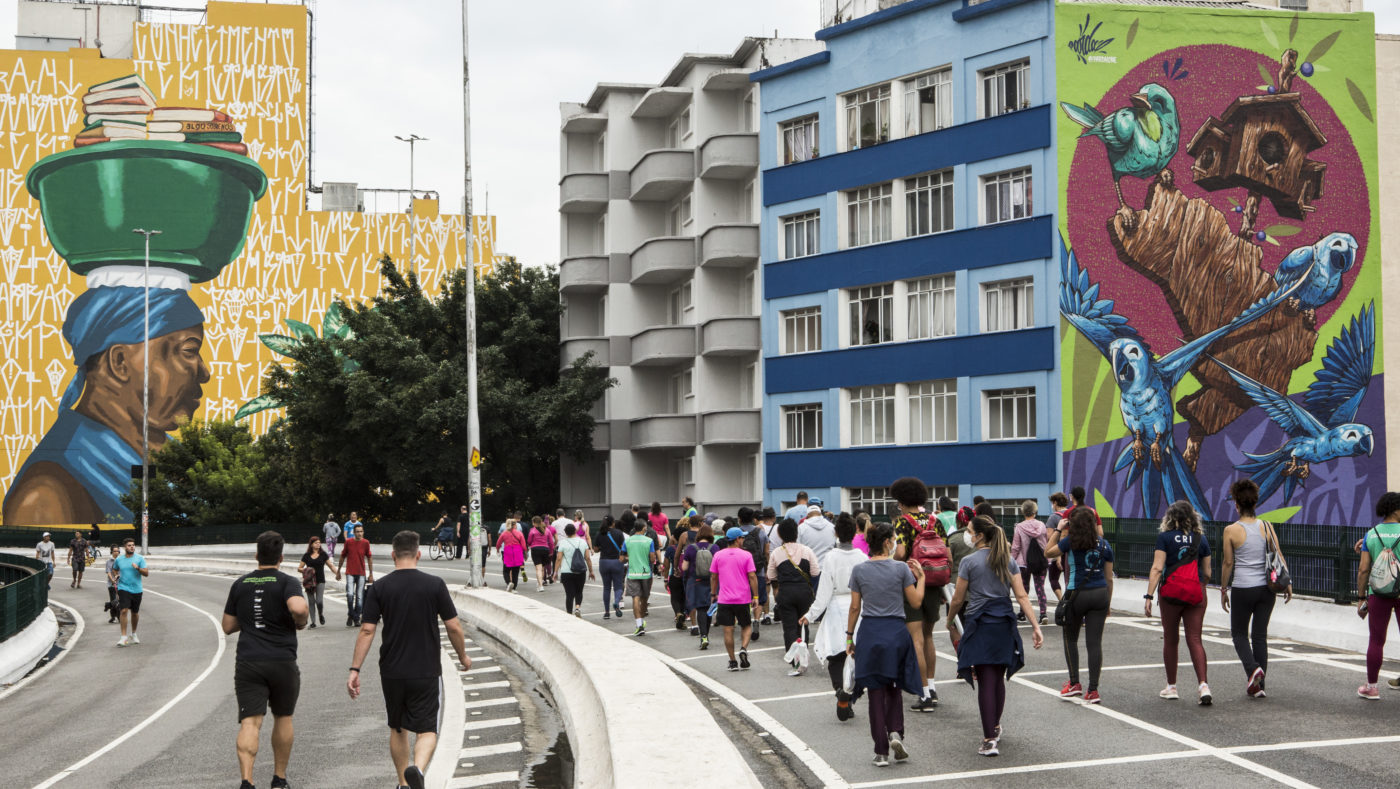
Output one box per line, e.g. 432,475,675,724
1010,500,1050,624
496,515,528,592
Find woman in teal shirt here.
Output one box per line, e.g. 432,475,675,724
1357,491,1400,699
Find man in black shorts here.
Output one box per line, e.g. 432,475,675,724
222,531,309,789
348,530,472,789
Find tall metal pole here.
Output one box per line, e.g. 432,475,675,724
395,133,426,274
461,0,483,587
132,228,161,554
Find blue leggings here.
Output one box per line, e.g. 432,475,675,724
599,558,625,608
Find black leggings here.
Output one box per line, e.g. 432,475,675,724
776,584,815,652
561,572,585,612
1062,586,1111,691
502,565,521,587
669,577,688,617
975,664,1006,740
1230,584,1276,677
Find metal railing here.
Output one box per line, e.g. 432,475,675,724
0,554,50,643
991,515,1370,603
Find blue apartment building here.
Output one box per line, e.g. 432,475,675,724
753,0,1061,520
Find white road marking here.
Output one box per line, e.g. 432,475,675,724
1015,656,1307,679
457,741,524,759
1107,618,1397,679
848,749,1209,786
462,696,518,710
462,715,522,731
462,665,502,675
448,771,520,788
461,680,510,691
33,587,226,788
679,646,783,662
0,598,84,703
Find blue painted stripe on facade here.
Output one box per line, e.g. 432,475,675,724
749,51,832,83
813,0,957,41
766,440,1059,488
764,327,1055,394
762,214,1052,299
762,104,1051,206
951,0,1038,23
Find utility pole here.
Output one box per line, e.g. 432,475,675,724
461,0,483,587
131,228,162,555
395,133,426,275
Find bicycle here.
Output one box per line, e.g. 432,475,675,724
430,540,454,560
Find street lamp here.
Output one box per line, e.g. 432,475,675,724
395,134,427,275
460,2,482,587
131,228,161,555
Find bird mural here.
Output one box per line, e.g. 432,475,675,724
1209,303,1375,506
1060,83,1180,230
1059,240,1312,518
1272,231,1358,323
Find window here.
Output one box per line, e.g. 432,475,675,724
782,211,820,259
929,485,958,506
676,457,694,499
981,277,1034,332
667,108,692,147
982,168,1032,224
667,281,693,325
903,68,952,135
740,271,756,314
849,384,896,446
782,403,823,450
670,369,694,413
906,171,954,237
781,307,822,354
742,180,756,223
908,275,955,340
743,90,757,133
909,379,957,444
985,499,1024,519
667,194,692,235
981,60,1029,118
594,133,606,170
743,454,759,501
846,183,893,247
741,362,757,408
848,284,893,347
985,387,1036,440
780,114,819,164
845,85,891,149
848,487,895,519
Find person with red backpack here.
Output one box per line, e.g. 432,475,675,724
1145,500,1214,705
891,476,949,713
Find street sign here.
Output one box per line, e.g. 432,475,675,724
469,498,480,511
470,447,482,468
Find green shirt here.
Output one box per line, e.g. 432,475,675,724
1365,523,1400,561
623,534,655,580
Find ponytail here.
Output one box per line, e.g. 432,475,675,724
972,515,1013,585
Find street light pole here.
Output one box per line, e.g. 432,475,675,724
461,0,483,587
131,228,162,555
395,133,426,275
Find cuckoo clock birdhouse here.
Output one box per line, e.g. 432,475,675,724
1186,93,1327,220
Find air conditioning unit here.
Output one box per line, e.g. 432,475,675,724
322,181,363,212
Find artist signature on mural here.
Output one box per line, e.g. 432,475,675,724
1068,14,1115,65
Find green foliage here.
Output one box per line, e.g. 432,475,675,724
121,419,283,528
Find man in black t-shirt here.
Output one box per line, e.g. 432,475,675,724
454,504,472,560
348,530,472,789
222,531,309,789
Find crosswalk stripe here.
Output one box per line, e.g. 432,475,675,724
448,771,519,788
462,716,521,731
458,741,523,759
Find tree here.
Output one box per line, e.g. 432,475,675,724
122,419,280,527
257,256,612,520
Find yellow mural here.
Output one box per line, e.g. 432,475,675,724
0,2,486,525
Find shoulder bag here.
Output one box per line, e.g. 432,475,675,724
1260,521,1291,593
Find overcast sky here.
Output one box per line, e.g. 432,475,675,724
1,0,1396,266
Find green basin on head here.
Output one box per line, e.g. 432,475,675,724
26,141,269,284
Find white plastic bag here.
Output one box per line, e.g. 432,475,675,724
783,637,806,667
842,654,856,694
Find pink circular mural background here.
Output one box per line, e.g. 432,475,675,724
1065,44,1371,350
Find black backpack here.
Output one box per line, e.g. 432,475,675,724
741,528,765,571
1025,535,1049,575
569,539,587,574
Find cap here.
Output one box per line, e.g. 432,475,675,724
42,531,50,537
726,527,744,541
807,505,822,515
703,512,718,525
808,497,824,508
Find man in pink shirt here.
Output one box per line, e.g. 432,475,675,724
710,527,759,672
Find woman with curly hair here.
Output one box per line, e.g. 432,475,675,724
1145,500,1213,705
1046,507,1114,703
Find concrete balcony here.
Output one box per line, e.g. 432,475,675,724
700,316,760,356
700,409,761,446
561,112,607,134
560,336,609,370
631,87,691,119
629,149,694,201
559,255,609,295
698,133,758,179
630,237,695,284
630,325,696,367
559,172,609,213
703,69,751,92
631,414,698,449
700,224,758,267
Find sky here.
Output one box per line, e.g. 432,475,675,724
1,0,1396,266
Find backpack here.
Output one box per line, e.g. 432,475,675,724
1368,530,1400,599
1024,534,1049,575
907,515,951,586
569,539,587,575
741,528,765,572
1159,534,1204,606
694,544,714,579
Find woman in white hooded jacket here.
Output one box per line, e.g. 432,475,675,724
801,512,868,721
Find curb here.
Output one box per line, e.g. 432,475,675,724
0,606,58,686
452,586,763,789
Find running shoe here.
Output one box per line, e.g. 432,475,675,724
690,626,700,636
346,614,354,627
699,637,709,650
787,667,805,677
889,733,909,761
727,660,739,672
739,649,750,669
1159,685,1179,700
910,696,936,713
978,739,999,757
404,764,426,789
319,614,326,626
872,754,890,767
836,692,853,722
1247,668,1265,698
751,625,760,643
633,625,646,637
116,635,130,647
614,605,623,618
1388,677,1400,691
1058,681,1082,699
993,724,1003,740
129,633,140,645
1017,612,1026,621
929,689,940,706
675,614,686,630
603,613,609,620
574,607,582,618
270,776,291,789
309,622,316,629
761,614,773,626
1198,682,1213,705
1359,683,1381,700
1084,690,1101,705
1039,615,1048,626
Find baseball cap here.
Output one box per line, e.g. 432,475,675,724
42,531,50,537
703,512,719,525
808,497,824,508
726,527,744,541
807,505,822,515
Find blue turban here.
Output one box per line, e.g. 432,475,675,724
59,286,205,413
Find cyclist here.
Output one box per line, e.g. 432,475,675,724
434,511,455,559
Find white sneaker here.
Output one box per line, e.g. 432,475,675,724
888,733,909,761
117,636,130,647
129,633,140,645
1198,682,1213,706
1159,685,1178,700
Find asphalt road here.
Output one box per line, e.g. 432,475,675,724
463,552,1400,789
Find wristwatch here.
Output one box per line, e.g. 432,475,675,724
1142,593,1153,600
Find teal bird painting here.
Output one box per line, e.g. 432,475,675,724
1061,83,1180,229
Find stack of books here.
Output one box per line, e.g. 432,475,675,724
74,74,154,147
146,107,247,154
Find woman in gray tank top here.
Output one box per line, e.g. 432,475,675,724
1220,479,1292,699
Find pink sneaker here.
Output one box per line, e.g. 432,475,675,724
1084,690,1101,704
1359,683,1381,700
1059,681,1083,699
